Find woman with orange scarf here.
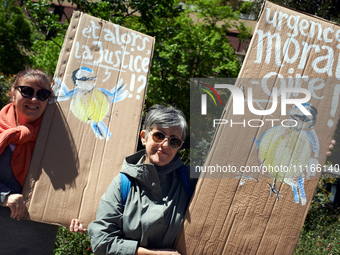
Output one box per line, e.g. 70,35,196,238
0,69,59,254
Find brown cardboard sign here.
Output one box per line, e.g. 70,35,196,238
22,11,155,227
177,1,340,254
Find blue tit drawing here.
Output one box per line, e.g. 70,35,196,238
53,66,128,140
252,103,319,206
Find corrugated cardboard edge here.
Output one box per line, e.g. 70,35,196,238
23,11,83,221
54,11,83,80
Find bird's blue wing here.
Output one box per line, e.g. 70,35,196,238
254,128,269,147
292,185,299,204
306,129,320,158
298,177,306,205
100,79,129,103
91,121,112,140
53,77,76,101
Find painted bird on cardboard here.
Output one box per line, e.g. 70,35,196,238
53,66,128,140
254,103,319,206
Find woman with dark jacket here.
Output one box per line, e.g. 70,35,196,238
0,69,59,254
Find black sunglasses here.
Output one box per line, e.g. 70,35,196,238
15,86,51,101
149,130,183,149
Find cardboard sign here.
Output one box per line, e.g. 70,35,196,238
176,1,340,254
22,11,155,227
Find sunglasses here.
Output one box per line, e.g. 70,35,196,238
15,86,51,101
149,130,183,149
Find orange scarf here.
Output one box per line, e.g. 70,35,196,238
0,103,42,187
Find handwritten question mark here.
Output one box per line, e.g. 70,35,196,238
128,74,136,98
128,74,146,99
136,75,146,100
328,84,340,127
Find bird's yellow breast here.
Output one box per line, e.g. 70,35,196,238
70,89,109,123
258,126,311,179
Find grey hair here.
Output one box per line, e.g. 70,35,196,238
142,104,188,140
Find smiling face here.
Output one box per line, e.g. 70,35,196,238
12,77,50,125
140,126,183,166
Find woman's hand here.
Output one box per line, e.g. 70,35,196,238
327,139,336,156
135,247,181,255
3,193,26,221
69,219,87,234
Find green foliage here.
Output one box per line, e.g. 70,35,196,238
295,177,340,254
304,177,337,231
178,147,190,164
0,73,14,108
190,129,216,166
23,0,67,74
24,0,67,39
191,0,239,25
0,0,67,75
54,227,93,255
0,0,34,74
143,0,249,118
29,34,64,75
70,0,181,28
295,220,340,254
239,1,253,15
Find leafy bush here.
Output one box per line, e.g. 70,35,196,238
54,227,93,255
239,1,254,15
29,34,64,76
295,177,340,254
0,0,34,74
0,73,14,108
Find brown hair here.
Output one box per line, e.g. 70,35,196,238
10,69,52,101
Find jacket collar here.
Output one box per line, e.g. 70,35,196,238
122,149,183,190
